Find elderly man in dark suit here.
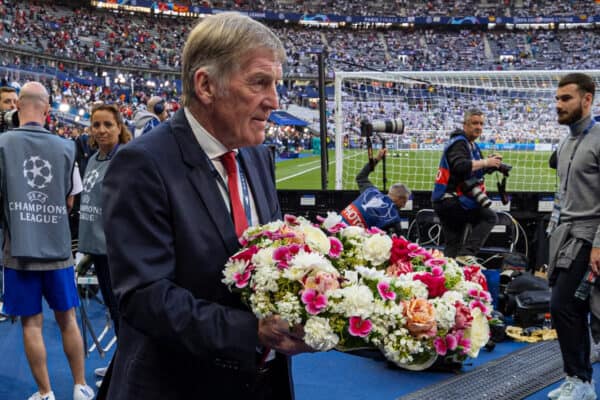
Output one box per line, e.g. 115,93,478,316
102,12,313,400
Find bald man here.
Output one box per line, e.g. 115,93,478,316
0,82,94,400
132,95,169,138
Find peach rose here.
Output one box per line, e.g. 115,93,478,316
304,271,340,293
404,298,437,338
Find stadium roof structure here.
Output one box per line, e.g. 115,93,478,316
268,110,308,127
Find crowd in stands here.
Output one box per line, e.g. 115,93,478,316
193,0,600,18
2,0,600,78
2,0,599,147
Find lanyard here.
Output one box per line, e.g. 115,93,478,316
561,119,595,195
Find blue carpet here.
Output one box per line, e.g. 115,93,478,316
2,300,600,399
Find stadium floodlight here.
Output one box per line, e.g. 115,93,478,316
333,70,600,192
58,103,70,113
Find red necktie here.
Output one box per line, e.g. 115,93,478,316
220,151,249,237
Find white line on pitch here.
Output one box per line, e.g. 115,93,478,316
276,152,362,183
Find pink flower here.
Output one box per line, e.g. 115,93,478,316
231,245,259,262
328,237,343,258
433,334,458,356
413,272,447,298
284,214,298,225
327,223,346,233
425,258,447,268
367,227,385,234
469,299,489,314
456,331,471,354
273,244,302,270
377,281,396,301
468,289,492,303
386,260,413,276
304,272,340,293
431,265,444,276
407,243,421,251
463,266,489,291
233,269,252,288
454,302,473,329
301,289,327,315
348,316,373,337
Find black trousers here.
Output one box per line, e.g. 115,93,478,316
91,254,119,336
550,242,593,382
433,198,497,258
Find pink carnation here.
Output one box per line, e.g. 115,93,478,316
377,281,396,301
233,269,252,289
348,316,373,337
433,334,458,356
301,289,327,315
328,237,343,258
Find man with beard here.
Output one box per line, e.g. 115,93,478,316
431,109,503,266
547,72,599,400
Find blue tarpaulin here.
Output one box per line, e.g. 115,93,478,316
268,111,308,126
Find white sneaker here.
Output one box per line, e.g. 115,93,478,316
73,384,95,400
549,376,576,399
94,367,107,377
556,377,596,400
27,391,55,400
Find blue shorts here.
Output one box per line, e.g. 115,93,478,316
3,266,80,317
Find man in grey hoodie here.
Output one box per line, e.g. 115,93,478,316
133,96,169,138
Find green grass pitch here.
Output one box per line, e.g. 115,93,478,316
275,149,557,192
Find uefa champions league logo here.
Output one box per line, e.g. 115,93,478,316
23,156,53,189
83,169,100,193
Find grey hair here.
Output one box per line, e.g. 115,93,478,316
181,12,286,107
388,183,411,199
463,108,484,123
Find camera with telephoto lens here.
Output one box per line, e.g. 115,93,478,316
0,109,19,133
462,176,492,208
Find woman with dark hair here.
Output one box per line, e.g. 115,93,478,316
78,103,131,339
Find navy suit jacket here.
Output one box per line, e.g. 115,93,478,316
102,109,292,399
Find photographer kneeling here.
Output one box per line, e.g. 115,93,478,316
431,109,503,266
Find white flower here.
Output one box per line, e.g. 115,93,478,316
344,270,359,284
289,251,338,276
322,212,343,230
252,248,275,269
299,224,331,254
362,234,392,266
441,290,463,305
431,298,456,331
304,316,339,351
221,259,249,286
394,275,429,299
253,264,279,292
282,265,308,281
335,284,374,318
455,280,484,295
465,308,490,358
249,292,274,319
341,226,364,239
355,265,387,281
276,292,303,325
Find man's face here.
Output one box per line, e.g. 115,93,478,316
209,49,282,149
392,196,408,209
0,91,18,111
556,83,590,125
463,114,484,142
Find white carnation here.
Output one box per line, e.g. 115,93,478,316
362,234,392,266
465,308,490,358
355,265,387,281
289,251,338,275
336,284,374,318
341,226,365,239
344,270,359,284
299,224,331,254
322,212,343,230
304,316,339,351
252,248,275,269
441,290,464,305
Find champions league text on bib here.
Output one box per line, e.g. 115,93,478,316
0,128,74,259
341,187,400,229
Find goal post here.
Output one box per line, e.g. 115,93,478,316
333,70,600,192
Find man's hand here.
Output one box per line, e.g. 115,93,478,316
590,247,600,275
258,315,315,356
485,154,503,169
375,148,387,162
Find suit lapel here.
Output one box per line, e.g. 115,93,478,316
170,110,239,255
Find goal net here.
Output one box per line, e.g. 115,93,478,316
333,70,600,192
